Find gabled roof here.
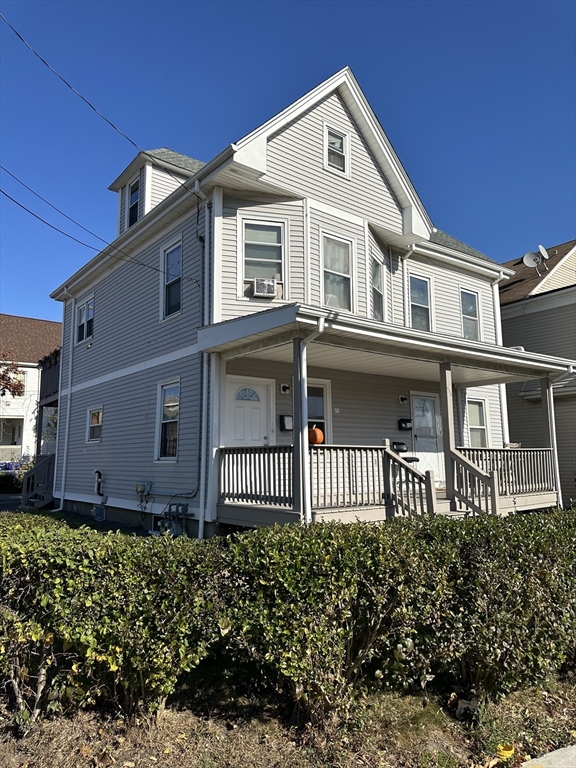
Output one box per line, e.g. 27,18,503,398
499,239,576,306
108,148,205,191
0,314,62,364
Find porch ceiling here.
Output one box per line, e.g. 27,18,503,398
198,304,575,387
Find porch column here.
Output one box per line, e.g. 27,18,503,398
439,362,456,501
540,377,563,508
293,337,311,523
35,404,44,457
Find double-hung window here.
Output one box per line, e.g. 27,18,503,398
158,382,179,459
77,298,94,343
87,407,103,442
323,235,352,311
461,290,479,340
371,257,384,321
324,125,349,175
128,178,139,228
468,400,487,447
164,243,182,317
244,223,283,280
410,276,430,331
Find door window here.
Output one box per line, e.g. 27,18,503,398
412,396,437,438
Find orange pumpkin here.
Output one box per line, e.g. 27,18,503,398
308,424,324,444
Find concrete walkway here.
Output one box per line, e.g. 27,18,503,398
522,745,576,768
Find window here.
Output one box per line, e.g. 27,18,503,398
324,125,349,175
323,235,352,311
461,290,479,340
158,382,179,459
468,400,487,447
128,178,139,228
87,408,102,442
164,243,182,317
371,257,384,321
244,222,283,281
410,276,430,331
77,298,94,342
235,387,259,401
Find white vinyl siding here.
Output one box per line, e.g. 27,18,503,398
150,165,187,210
220,196,304,320
266,91,403,233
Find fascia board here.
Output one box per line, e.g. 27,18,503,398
412,242,513,278
52,148,236,300
500,284,576,318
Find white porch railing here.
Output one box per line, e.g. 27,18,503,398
451,449,499,516
219,444,435,517
219,446,293,507
457,447,555,497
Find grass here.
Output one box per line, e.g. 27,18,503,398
1,675,574,768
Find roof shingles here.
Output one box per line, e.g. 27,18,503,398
499,239,576,305
0,314,62,364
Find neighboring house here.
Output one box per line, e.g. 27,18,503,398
500,240,576,506
40,68,574,535
0,314,62,463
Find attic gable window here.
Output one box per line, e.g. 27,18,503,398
128,178,140,227
324,125,350,176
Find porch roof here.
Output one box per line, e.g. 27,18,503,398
198,304,576,387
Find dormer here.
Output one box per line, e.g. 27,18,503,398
109,148,205,236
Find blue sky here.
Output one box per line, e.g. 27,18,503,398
1,0,574,322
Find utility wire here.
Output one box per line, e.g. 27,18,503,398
1,164,109,245
0,188,200,287
0,12,206,204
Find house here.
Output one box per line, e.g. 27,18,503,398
37,68,575,535
500,240,576,506
0,314,62,463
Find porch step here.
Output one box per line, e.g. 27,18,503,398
434,494,466,518
25,492,54,509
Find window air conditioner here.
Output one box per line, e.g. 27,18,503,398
253,277,276,297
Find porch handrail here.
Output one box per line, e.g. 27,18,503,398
21,453,55,507
219,446,293,507
450,448,499,516
456,447,555,497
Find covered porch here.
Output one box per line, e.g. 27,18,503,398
198,304,571,526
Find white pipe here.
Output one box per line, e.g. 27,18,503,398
550,365,575,384
401,245,415,327
197,192,212,539
53,296,76,512
492,273,510,445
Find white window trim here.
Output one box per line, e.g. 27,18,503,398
323,121,351,179
154,378,180,462
236,216,289,301
86,406,103,443
408,272,434,332
306,378,333,444
159,236,183,322
320,230,356,314
459,286,482,341
126,174,140,230
75,296,95,345
466,396,490,448
370,249,386,322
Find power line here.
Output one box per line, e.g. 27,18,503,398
1,164,108,245
0,188,200,287
0,12,206,204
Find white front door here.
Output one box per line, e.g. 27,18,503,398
222,376,275,447
410,392,445,487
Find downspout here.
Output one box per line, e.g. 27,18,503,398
299,317,325,525
53,294,76,512
197,192,212,539
492,272,510,445
401,245,415,327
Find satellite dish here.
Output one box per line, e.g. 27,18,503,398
538,244,549,260
522,251,543,268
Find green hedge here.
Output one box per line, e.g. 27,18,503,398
1,511,575,723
